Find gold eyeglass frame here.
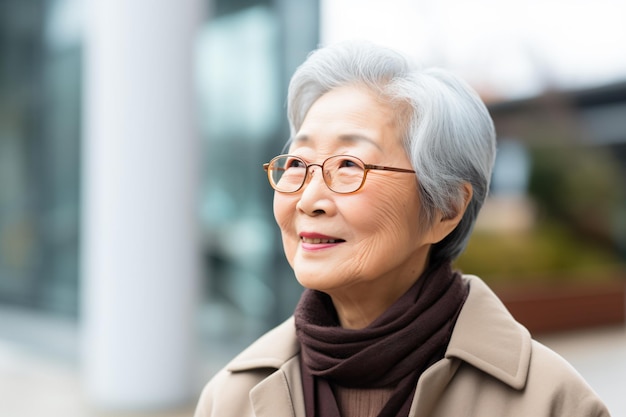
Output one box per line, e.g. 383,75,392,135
263,154,416,194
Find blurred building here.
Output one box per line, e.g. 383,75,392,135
0,0,81,316
0,0,319,410
488,81,626,255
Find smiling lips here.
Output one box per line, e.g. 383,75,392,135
299,232,345,249
301,237,342,244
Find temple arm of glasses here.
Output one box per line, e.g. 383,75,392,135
263,164,289,173
364,164,415,174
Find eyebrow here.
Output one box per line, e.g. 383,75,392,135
292,133,383,151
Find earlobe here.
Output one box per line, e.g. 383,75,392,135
427,182,473,244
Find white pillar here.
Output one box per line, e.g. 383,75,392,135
81,0,205,410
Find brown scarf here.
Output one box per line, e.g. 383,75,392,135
294,261,468,417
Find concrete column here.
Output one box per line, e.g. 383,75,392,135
81,0,205,409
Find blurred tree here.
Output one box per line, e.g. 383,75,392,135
529,144,626,250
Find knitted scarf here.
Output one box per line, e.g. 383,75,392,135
294,261,468,417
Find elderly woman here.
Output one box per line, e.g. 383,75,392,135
195,42,609,417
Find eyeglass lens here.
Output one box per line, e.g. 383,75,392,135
269,155,365,193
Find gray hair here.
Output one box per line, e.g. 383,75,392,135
286,41,496,264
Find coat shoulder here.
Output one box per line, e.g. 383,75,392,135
194,317,300,417
194,366,276,417
525,340,610,415
226,316,299,372
438,275,611,417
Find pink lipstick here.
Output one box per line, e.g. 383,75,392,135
299,232,345,250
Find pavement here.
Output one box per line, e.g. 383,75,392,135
0,339,198,417
0,318,624,416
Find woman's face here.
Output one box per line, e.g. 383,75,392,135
273,85,440,304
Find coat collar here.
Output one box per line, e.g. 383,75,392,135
226,316,300,373
445,275,532,389
249,355,306,417
226,275,532,398
227,317,304,417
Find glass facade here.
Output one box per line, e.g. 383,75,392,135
196,0,319,349
0,0,319,351
0,0,81,316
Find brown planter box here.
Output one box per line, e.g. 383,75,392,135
494,280,626,335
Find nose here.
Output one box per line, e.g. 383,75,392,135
297,163,327,191
296,164,334,215
306,163,323,180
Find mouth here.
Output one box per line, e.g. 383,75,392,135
300,237,344,244
299,232,345,245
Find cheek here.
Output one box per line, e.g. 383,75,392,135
352,183,422,271
273,193,294,227
273,194,298,255
366,180,421,239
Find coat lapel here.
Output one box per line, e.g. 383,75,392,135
250,356,306,417
408,358,460,417
445,276,531,389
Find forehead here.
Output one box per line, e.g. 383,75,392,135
291,133,383,151
291,85,401,153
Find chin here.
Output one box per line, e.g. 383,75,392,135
294,273,323,290
294,271,337,292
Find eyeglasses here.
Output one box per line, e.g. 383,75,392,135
263,154,416,194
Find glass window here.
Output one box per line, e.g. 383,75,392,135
0,0,81,316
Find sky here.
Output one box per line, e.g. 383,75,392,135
321,0,626,100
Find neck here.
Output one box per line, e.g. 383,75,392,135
328,262,428,329
332,293,387,329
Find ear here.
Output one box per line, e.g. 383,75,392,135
425,182,473,244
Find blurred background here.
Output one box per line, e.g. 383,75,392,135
0,0,625,415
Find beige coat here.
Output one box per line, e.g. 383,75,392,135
194,276,610,417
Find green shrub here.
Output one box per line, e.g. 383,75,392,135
455,221,625,285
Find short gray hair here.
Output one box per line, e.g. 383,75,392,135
286,41,496,264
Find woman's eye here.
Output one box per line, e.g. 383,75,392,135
338,158,359,168
286,158,305,168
